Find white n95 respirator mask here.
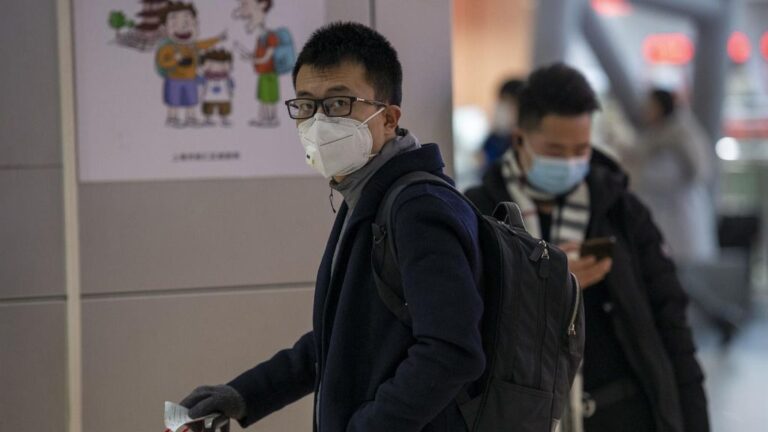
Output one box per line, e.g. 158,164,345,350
298,108,384,178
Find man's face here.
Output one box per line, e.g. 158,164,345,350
233,0,267,33
517,114,592,171
166,10,199,44
294,61,398,155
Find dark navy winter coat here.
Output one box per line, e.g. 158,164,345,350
229,144,485,432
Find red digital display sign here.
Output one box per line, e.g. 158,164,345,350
761,32,768,61
728,32,752,64
643,33,695,65
591,0,633,17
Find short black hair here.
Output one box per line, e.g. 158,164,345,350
292,22,403,106
650,88,676,118
517,63,600,130
499,79,525,99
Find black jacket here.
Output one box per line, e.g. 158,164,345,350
228,144,485,432
465,150,709,432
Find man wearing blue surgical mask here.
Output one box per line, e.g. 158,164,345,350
466,63,709,432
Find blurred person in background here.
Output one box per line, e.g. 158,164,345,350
623,88,718,263
480,78,525,168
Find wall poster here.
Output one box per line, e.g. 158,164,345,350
74,0,325,182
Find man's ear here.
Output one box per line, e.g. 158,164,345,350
384,105,402,133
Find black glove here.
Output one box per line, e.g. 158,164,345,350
184,416,230,432
180,384,247,421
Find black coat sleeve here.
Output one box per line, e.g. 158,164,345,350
625,194,710,432
346,186,486,432
227,331,316,427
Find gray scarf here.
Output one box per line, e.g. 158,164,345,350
329,131,421,273
331,130,421,212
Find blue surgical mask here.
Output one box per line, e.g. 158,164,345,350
523,145,590,195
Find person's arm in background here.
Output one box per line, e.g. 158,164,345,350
626,194,710,432
182,331,316,428
195,31,226,51
254,33,278,65
346,187,485,432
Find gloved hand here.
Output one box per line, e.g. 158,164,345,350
180,384,247,421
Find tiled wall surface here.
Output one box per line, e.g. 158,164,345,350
0,0,67,429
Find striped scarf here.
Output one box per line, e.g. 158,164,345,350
501,150,590,245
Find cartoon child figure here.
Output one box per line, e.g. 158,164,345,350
200,49,235,126
155,2,225,128
232,0,280,127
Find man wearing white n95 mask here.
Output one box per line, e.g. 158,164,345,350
297,98,385,178
178,22,484,432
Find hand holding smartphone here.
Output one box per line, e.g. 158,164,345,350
579,236,616,260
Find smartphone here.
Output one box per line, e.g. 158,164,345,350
580,236,616,260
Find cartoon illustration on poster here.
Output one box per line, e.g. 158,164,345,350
199,49,235,126
232,0,295,127
74,0,324,181
153,3,227,127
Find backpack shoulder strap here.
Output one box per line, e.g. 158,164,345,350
372,171,453,326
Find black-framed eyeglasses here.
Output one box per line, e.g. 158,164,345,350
284,96,387,120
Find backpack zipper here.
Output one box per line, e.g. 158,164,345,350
532,240,549,388
567,275,582,336
530,240,551,275
529,240,547,262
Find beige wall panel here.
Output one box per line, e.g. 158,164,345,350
0,302,67,430
0,168,65,299
79,178,334,294
81,287,314,432
327,0,371,23
376,0,456,174
0,0,61,166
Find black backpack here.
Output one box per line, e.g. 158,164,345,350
371,172,585,432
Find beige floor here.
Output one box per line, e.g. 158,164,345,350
693,295,768,432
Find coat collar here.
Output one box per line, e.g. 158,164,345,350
316,143,447,294
341,143,447,229
586,149,628,219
